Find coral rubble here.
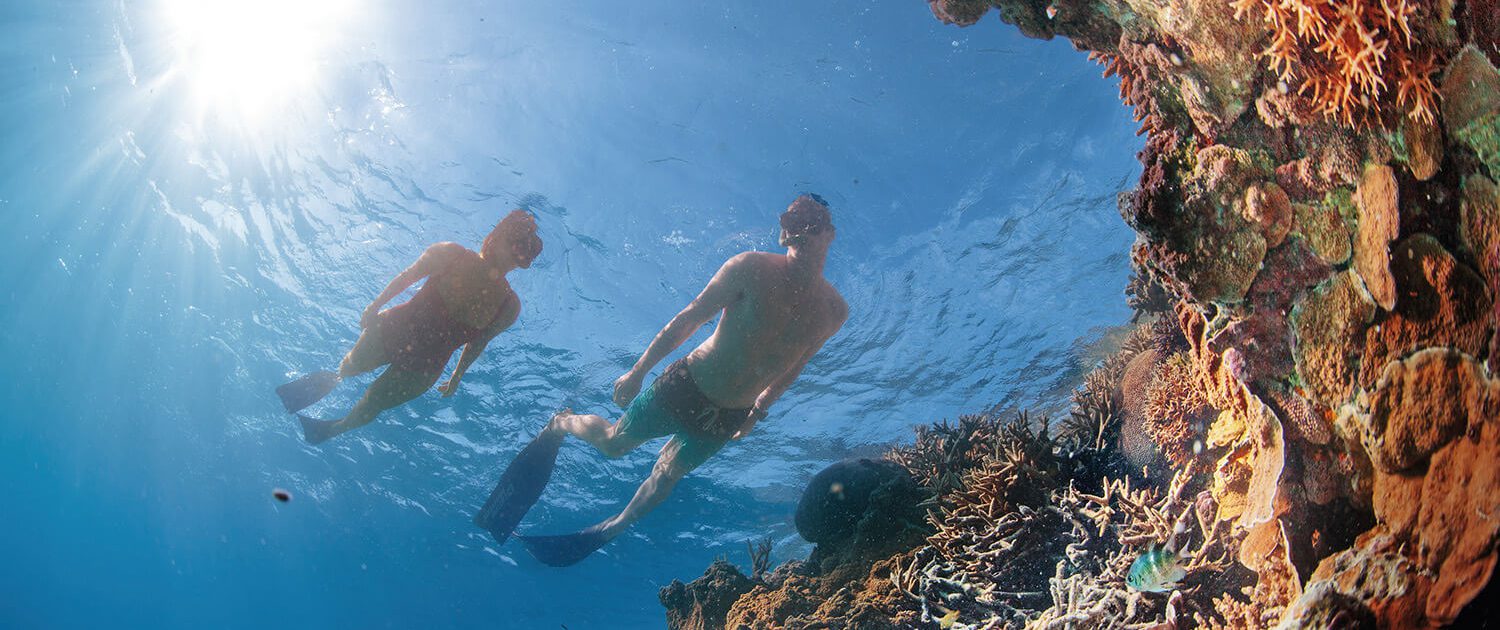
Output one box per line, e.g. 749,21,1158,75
666,0,1500,626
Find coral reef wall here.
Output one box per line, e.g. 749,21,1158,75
928,0,1498,626
663,0,1498,627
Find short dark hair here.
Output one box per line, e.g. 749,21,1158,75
483,209,542,264
781,193,833,239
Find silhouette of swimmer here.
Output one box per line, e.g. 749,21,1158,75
477,194,847,566
276,210,542,445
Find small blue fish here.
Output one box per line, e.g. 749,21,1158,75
1126,545,1185,592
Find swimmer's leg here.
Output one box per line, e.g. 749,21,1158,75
300,366,439,445
544,409,652,458
475,407,655,544
520,437,711,567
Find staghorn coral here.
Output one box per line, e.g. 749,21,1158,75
886,413,1005,500
1126,268,1178,318
1231,0,1441,128
747,538,773,582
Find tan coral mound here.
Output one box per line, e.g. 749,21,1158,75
1291,270,1377,406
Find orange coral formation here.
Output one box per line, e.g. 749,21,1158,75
1357,234,1493,391
1354,163,1400,310
1232,0,1440,127
1289,349,1500,627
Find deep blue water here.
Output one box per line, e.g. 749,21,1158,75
0,1,1141,627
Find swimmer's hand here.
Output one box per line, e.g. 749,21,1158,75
732,407,769,440
360,306,381,329
613,370,644,408
439,379,459,397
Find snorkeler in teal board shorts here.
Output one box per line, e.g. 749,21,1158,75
474,194,848,566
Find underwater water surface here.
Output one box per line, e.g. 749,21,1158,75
0,0,1141,627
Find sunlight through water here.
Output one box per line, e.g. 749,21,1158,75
161,0,351,124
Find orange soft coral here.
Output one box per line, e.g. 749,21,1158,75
1232,0,1439,127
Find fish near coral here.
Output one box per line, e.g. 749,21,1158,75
1126,545,1185,593
936,607,960,629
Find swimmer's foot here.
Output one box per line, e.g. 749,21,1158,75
298,414,340,445
518,523,612,567
474,420,567,545
539,407,573,438
276,371,341,413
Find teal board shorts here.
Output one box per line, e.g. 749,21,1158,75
615,359,753,473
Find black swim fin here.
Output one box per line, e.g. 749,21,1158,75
298,414,339,445
276,371,340,413
518,524,611,567
474,429,566,545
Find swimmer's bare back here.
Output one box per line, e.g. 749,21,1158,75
681,251,847,410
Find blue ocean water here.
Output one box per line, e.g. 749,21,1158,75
0,1,1141,627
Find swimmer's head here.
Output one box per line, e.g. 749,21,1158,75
483,209,543,269
779,193,834,249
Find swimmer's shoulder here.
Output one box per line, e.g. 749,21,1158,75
423,241,473,262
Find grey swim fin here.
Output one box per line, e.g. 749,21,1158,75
518,523,611,567
474,429,565,545
276,371,340,413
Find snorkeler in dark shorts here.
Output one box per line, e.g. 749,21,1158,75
475,194,848,566
275,210,542,445
613,358,753,471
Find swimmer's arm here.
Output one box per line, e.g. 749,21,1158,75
614,254,751,407
441,294,520,397
630,254,749,375
742,347,816,430
362,243,462,327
